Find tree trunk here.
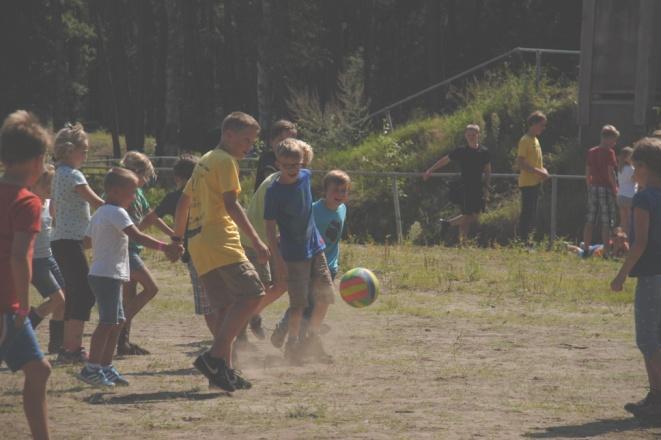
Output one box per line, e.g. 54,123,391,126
51,0,68,128
162,0,184,155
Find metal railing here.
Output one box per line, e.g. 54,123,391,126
359,47,580,128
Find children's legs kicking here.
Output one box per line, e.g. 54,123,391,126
34,291,65,323
22,358,51,440
88,323,116,365
210,298,260,368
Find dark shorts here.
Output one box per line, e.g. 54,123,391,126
129,249,145,272
0,312,44,372
199,261,265,308
244,247,273,285
51,239,95,322
88,276,126,325
462,186,485,215
31,256,65,298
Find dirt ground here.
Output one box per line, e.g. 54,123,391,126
2,247,661,439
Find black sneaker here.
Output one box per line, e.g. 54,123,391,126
439,219,451,237
229,369,252,390
249,315,266,340
56,347,88,364
625,392,661,418
193,352,235,392
270,322,288,349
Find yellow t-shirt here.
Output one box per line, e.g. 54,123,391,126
517,134,544,187
183,148,246,275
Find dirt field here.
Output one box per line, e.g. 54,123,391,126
2,244,661,439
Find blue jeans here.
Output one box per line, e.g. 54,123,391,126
0,312,44,372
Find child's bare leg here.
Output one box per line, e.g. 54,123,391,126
100,324,123,366
63,319,85,352
287,307,304,341
210,299,259,368
35,291,65,319
308,302,329,333
619,206,630,233
582,223,593,252
255,284,287,315
52,301,65,321
203,311,219,338
88,324,114,365
22,358,51,440
124,268,158,320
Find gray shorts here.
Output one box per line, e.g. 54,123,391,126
286,252,335,309
244,247,273,285
199,261,265,309
635,275,661,358
187,261,214,316
88,275,125,325
31,256,65,298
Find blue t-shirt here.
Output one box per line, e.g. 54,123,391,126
264,169,325,262
313,200,346,276
630,187,661,277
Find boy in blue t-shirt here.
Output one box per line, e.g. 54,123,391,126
265,139,335,365
270,170,351,348
612,137,661,419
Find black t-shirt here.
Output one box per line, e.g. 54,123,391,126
155,189,182,219
255,151,278,192
630,188,661,277
448,145,491,191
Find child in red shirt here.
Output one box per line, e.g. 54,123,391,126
0,110,53,440
583,125,620,257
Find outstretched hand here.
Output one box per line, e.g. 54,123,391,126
165,242,184,262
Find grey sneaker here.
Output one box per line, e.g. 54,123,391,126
103,365,130,386
77,366,115,388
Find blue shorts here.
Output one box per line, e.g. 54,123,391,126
88,275,126,325
31,256,65,298
634,275,661,358
0,312,44,372
129,249,145,272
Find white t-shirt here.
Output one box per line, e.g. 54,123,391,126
618,164,637,198
51,165,91,241
87,204,134,281
33,199,52,259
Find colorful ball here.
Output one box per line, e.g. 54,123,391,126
339,267,379,308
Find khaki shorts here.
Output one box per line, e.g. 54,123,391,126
244,247,272,285
199,261,265,308
286,252,335,309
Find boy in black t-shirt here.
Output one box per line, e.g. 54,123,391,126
423,124,491,243
254,120,297,192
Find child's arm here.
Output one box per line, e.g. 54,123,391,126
75,184,104,210
223,190,270,264
123,225,183,262
423,156,450,181
611,207,648,291
139,211,175,236
266,219,287,290
10,232,37,328
517,156,549,179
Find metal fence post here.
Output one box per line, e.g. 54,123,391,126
391,176,403,244
550,176,558,242
535,50,542,91
386,111,395,133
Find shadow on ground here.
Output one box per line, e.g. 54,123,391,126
524,417,661,438
85,389,229,405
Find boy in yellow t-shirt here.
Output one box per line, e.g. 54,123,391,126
172,112,270,393
516,111,550,242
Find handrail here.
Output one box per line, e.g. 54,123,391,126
358,46,580,124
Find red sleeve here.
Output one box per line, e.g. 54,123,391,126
12,193,41,234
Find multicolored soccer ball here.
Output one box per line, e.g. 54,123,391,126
339,267,380,308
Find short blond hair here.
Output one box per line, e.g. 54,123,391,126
275,138,305,160
0,110,51,164
120,151,156,181
54,122,88,162
465,124,480,133
323,169,351,191
300,141,314,166
104,167,138,193
601,124,620,139
221,112,260,135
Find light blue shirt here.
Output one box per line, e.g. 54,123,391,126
313,200,346,276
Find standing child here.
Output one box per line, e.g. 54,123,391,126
612,137,661,419
618,146,637,234
265,139,336,365
583,125,620,257
51,123,104,363
254,120,297,192
28,165,66,354
172,112,269,392
116,151,171,356
0,110,53,440
78,168,182,387
139,155,221,337
270,169,350,349
516,111,550,243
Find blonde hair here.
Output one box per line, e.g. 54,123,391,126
323,169,351,191
275,138,305,160
618,146,634,172
221,112,260,135
53,122,88,162
601,124,620,139
0,110,51,164
120,151,156,181
465,124,480,133
104,167,138,193
300,141,314,166
35,164,55,190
